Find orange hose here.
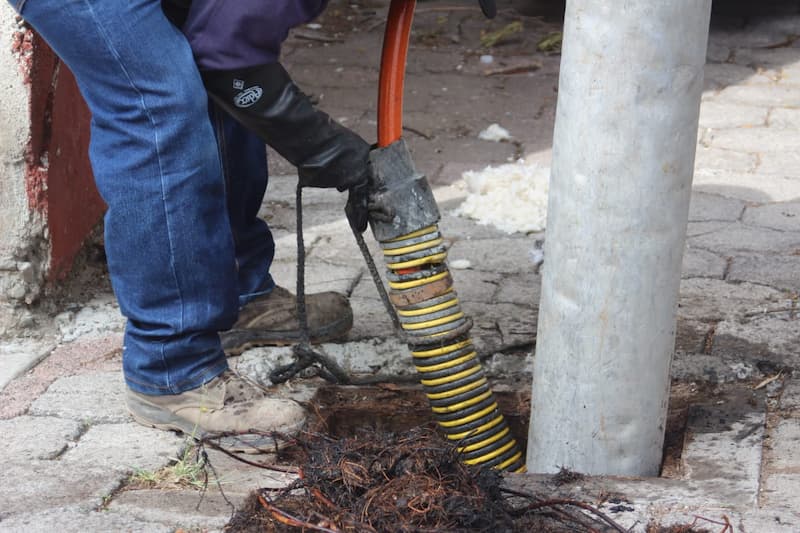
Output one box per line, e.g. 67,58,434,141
378,0,416,147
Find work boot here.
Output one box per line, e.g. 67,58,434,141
221,286,353,355
126,370,306,452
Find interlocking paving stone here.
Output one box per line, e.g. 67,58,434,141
495,271,542,305
706,126,800,152
670,352,746,383
688,222,800,254
769,107,800,129
760,473,800,515
462,301,536,355
687,220,734,238
28,371,129,424
742,202,800,233
202,448,300,488
765,418,800,473
733,44,800,69
504,474,759,522
714,84,800,107
739,510,800,533
60,422,184,474
306,229,381,268
1,416,84,460
688,192,745,223
727,253,800,292
447,238,544,274
0,460,127,516
449,268,504,303
674,318,711,354
0,334,122,420
678,278,785,322
107,489,236,531
309,337,413,376
698,101,768,129
0,340,53,392
692,169,800,203
682,246,727,279
780,378,800,412
681,398,765,506
693,145,758,173
0,506,170,533
757,151,800,177
481,351,532,377
712,316,800,368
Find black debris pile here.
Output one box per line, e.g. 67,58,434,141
224,425,635,532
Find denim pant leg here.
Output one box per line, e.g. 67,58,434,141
209,103,275,305
14,0,236,394
161,1,277,304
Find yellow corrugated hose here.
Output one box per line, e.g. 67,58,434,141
380,224,526,473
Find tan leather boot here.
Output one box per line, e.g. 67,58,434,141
126,370,306,452
221,286,353,355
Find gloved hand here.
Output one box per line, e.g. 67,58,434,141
203,62,372,192
344,160,398,233
345,180,371,233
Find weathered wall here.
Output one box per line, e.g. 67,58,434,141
0,9,103,336
32,48,99,280
0,9,43,334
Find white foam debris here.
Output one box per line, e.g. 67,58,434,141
480,54,494,64
449,259,472,270
478,123,511,142
453,158,550,234
528,247,545,266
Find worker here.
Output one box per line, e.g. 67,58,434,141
10,0,374,451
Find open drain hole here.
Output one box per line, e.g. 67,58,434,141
306,383,697,477
307,385,531,452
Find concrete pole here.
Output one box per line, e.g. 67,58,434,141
527,0,712,476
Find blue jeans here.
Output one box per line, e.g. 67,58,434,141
13,0,274,394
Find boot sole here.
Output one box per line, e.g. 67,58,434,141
127,395,304,454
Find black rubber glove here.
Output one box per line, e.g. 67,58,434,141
345,180,371,233
203,63,371,192
345,153,398,233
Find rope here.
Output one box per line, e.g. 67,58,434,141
269,185,410,386
295,185,310,346
352,230,403,333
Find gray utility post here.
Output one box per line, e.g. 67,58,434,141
527,0,712,476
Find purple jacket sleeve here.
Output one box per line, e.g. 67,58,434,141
182,0,329,70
